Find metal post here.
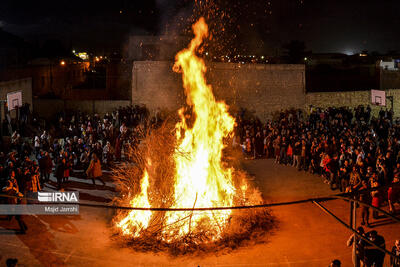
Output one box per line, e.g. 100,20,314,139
352,200,358,266
349,198,353,228
350,200,356,266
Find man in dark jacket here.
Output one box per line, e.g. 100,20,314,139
391,239,400,267
364,230,385,267
43,152,53,183
54,159,65,190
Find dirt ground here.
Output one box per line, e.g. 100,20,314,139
0,159,399,267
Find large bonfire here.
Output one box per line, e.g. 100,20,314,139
113,18,273,253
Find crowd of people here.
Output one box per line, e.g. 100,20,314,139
0,105,152,233
235,105,400,266
0,102,399,264
347,227,400,267
237,106,399,216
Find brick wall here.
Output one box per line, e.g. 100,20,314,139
132,61,305,120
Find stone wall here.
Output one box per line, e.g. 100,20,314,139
0,78,32,120
132,61,305,120
305,89,400,117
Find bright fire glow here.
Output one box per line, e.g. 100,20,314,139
117,168,152,237
117,17,236,242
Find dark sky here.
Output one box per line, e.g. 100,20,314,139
0,0,399,55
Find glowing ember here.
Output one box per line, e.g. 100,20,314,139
115,18,263,245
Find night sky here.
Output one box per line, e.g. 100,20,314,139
0,0,399,55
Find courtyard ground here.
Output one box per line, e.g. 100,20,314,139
0,159,399,266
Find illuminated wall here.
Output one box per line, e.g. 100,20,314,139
132,61,305,120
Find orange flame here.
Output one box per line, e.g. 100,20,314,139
165,17,235,239
117,168,152,237
117,17,236,242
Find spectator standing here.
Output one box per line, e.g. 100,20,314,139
25,165,41,194
80,147,90,171
370,173,381,219
364,230,385,267
103,141,113,167
54,158,65,190
347,166,361,193
42,152,53,183
86,154,105,186
359,180,371,227
254,130,264,158
279,136,288,164
293,140,301,168
391,239,400,267
115,136,122,162
347,226,366,267
33,136,40,159
1,171,28,234
273,135,281,163
388,175,400,214
299,139,307,171
339,159,351,192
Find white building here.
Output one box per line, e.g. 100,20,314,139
380,59,397,70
